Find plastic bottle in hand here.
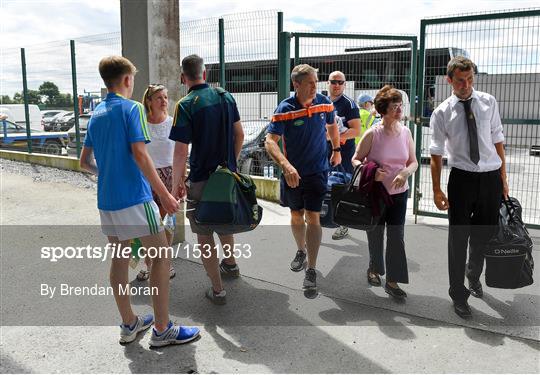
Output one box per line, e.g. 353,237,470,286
162,213,176,234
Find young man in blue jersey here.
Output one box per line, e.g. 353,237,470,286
80,55,200,346
326,71,361,240
265,64,341,290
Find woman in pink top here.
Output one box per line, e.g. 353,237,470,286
352,85,418,299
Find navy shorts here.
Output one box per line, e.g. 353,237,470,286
280,171,328,212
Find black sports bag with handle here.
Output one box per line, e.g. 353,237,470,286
484,197,534,289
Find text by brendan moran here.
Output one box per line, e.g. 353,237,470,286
40,283,158,299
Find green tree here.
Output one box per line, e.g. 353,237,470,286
55,93,73,107
38,81,60,105
0,95,14,104
12,90,41,104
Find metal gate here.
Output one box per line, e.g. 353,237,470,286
414,9,540,228
277,32,418,126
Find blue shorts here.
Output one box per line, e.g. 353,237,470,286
280,171,328,212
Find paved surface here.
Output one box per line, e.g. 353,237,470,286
1,163,539,373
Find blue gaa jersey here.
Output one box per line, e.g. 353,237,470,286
84,92,153,211
332,94,360,173
268,93,335,177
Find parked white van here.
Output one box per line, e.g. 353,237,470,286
0,104,42,130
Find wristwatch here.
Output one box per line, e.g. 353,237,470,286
332,147,341,152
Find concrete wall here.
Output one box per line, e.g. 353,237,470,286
120,1,149,104
0,150,84,172
252,177,280,203
120,0,181,112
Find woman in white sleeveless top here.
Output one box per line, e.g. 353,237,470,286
137,84,176,280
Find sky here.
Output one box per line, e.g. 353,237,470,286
1,0,539,96
1,0,539,48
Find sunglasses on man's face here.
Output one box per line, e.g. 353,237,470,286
329,80,345,85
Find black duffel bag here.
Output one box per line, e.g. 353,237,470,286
484,197,534,289
330,163,385,232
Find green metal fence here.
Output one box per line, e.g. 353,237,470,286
1,10,280,176
3,8,539,215
178,10,281,177
1,33,122,158
414,9,540,228
278,32,417,116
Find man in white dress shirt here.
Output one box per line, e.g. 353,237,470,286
429,56,509,318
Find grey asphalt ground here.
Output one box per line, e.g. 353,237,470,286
1,164,539,374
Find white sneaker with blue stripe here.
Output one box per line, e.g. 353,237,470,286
149,321,201,347
119,314,154,344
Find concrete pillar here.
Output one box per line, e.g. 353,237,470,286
120,0,185,243
120,0,181,112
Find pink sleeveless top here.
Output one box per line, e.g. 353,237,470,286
366,124,411,195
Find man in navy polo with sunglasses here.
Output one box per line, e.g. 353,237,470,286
326,71,361,240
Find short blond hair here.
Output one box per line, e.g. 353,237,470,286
291,64,318,83
98,56,137,89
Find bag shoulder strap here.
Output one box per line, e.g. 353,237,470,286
347,163,363,193
214,87,230,168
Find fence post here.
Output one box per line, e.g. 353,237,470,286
277,11,283,44
277,31,290,103
408,37,418,201
218,18,225,89
70,40,81,158
294,35,299,67
274,16,287,177
413,21,427,217
20,48,32,153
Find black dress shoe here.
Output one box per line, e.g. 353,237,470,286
469,280,483,298
367,269,381,286
384,283,407,298
453,300,472,318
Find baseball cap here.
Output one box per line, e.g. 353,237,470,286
357,94,374,105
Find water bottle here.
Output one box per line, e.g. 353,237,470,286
162,213,176,234
269,164,274,178
129,238,143,269
263,164,269,178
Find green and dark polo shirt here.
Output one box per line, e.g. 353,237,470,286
169,83,241,182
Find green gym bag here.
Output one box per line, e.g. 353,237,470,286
194,89,263,234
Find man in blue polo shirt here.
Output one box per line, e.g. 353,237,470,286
265,64,341,290
326,71,361,240
170,54,244,305
80,55,200,347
